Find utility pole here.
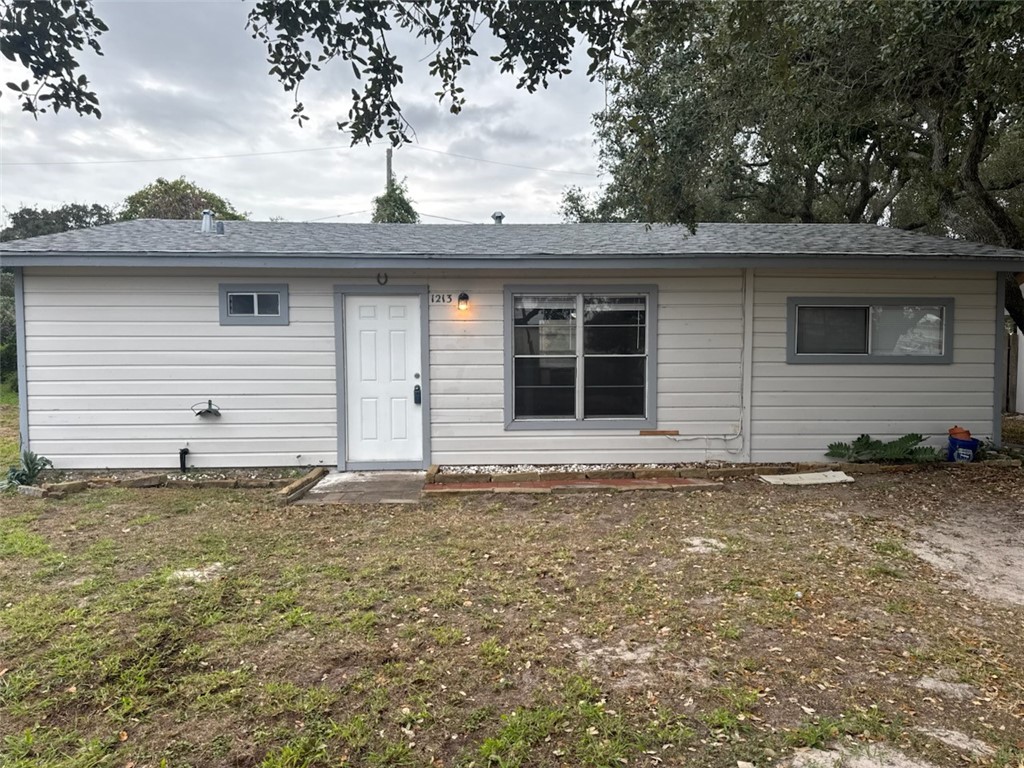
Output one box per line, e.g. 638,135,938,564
386,147,393,193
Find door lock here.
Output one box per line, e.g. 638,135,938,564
413,384,422,405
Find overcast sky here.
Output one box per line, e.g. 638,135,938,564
0,1,608,225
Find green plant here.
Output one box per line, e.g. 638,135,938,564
825,434,942,463
5,450,53,488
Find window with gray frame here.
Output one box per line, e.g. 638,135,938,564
505,287,657,428
218,283,290,326
787,297,953,364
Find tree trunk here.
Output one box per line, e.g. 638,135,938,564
1006,274,1024,337
959,103,1024,250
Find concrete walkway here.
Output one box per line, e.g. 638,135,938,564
298,471,424,505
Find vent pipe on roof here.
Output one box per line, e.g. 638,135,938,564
215,221,225,235
491,211,505,224
201,209,214,233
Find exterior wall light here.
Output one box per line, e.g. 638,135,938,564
457,292,470,311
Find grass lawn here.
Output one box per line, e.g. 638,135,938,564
0,386,19,469
1003,414,1024,445
2,470,1023,767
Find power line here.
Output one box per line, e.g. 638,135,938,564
303,210,368,222
0,144,355,167
302,211,480,224
405,145,598,178
1,141,600,178
419,212,478,224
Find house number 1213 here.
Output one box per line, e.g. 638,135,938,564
430,293,453,304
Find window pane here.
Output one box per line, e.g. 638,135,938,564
585,385,645,417
513,296,576,354
583,296,646,326
584,326,645,354
796,306,868,354
584,355,646,417
514,326,576,355
513,296,575,325
584,356,646,387
514,357,576,387
583,296,646,354
228,293,255,315
872,305,943,356
514,357,576,418
257,293,280,316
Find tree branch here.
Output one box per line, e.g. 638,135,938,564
959,103,1024,250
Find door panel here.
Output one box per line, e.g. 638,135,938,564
344,295,423,463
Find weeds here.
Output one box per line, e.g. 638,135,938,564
4,450,52,488
1,475,1022,767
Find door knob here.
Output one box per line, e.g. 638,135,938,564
413,384,422,405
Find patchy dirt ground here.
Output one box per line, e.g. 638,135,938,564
1,466,1022,768
909,502,1024,606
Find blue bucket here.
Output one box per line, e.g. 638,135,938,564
947,436,980,462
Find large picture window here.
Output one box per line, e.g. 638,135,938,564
505,286,657,429
787,297,953,364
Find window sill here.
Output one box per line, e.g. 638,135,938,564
786,354,952,365
504,417,657,431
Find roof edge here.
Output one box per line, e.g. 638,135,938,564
6,252,1024,271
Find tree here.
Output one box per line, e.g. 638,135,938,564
0,202,114,241
371,178,419,223
560,0,1024,328
119,177,247,221
1,0,107,118
0,270,14,390
3,0,637,143
4,1,1022,314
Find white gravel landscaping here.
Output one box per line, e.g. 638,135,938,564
439,463,687,474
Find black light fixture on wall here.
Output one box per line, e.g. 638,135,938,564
457,292,470,311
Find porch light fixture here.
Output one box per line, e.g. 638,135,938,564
457,292,470,311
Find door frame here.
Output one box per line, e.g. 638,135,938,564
334,284,431,470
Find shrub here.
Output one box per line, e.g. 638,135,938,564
826,434,942,463
5,450,53,488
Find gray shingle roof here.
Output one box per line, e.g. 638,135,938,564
3,220,1023,261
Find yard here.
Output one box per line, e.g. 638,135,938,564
2,468,1023,767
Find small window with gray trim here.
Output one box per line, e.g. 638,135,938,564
504,285,658,429
787,297,953,364
219,284,289,326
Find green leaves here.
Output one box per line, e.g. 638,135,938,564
371,178,419,223
1,0,107,117
247,1,639,146
825,434,943,464
563,0,1024,262
0,203,115,242
5,450,53,488
119,177,248,222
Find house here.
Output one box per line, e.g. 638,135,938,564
3,218,1023,470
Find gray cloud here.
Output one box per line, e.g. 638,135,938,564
1,2,607,225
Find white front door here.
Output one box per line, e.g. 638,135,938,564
344,295,423,465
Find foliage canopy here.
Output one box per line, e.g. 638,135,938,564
2,0,635,143
0,203,114,242
559,0,1024,327
119,177,247,221
371,179,420,224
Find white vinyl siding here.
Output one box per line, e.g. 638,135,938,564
21,266,1000,470
750,271,997,462
428,273,745,464
22,271,338,469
